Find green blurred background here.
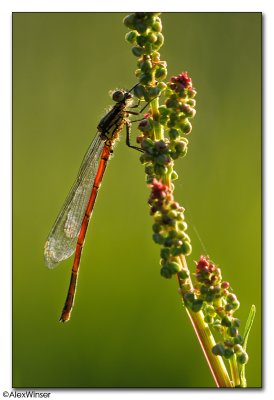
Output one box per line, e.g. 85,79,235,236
13,13,261,388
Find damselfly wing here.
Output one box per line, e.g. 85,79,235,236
44,87,142,321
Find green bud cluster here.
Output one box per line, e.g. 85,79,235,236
138,136,188,184
124,12,167,102
160,72,197,142
136,72,196,189
148,179,192,282
124,13,196,285
192,256,248,365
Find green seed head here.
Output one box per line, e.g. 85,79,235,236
136,35,148,47
160,266,172,279
150,32,164,51
144,164,154,176
123,14,137,29
160,247,170,259
131,46,145,57
148,86,161,99
165,261,181,274
152,232,165,245
233,335,243,345
223,348,234,359
179,120,192,134
152,222,161,233
135,21,148,34
178,268,189,280
181,241,192,256
232,318,241,328
139,72,153,85
191,299,204,312
212,343,225,356
140,59,153,72
155,65,167,80
187,87,197,98
232,300,240,311
151,20,162,32
147,32,158,43
187,98,196,107
237,352,249,365
180,221,188,231
157,81,167,91
228,326,238,337
154,164,168,176
171,171,178,181
125,31,137,44
184,292,195,303
169,128,180,140
204,305,216,317
158,105,170,117
221,316,232,327
204,315,214,324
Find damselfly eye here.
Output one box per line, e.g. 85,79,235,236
112,90,125,102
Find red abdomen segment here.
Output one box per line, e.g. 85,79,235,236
60,145,111,322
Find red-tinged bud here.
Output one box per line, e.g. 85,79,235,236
227,293,237,303
187,87,197,98
171,202,180,210
149,205,157,215
143,112,151,118
197,256,210,268
155,140,168,152
224,340,234,348
169,71,192,91
138,118,150,132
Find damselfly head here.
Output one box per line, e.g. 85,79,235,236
111,89,133,103
112,90,125,102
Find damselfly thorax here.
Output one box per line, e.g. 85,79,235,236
98,90,133,146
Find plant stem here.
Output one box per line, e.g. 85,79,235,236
185,308,233,387
229,355,241,387
151,95,163,141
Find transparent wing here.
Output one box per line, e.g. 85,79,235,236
44,132,105,268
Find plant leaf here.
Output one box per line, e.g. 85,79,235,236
239,304,256,387
243,304,256,351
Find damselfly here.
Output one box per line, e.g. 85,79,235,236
44,84,144,322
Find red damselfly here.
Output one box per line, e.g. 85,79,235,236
44,85,144,322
